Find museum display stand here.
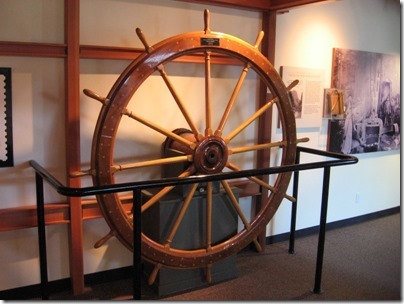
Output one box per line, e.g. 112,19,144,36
142,187,239,296
31,146,357,300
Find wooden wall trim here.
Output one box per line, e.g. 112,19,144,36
0,200,132,232
0,182,258,232
0,203,71,232
65,0,85,295
269,0,330,11
0,41,66,58
176,0,272,10
80,45,142,60
176,0,330,11
0,42,242,65
80,45,242,65
255,10,277,250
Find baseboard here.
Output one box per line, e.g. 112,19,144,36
0,206,399,300
265,206,400,245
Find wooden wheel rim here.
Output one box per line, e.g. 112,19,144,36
91,27,297,269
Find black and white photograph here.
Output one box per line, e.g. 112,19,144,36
328,48,400,154
0,68,13,167
280,66,324,128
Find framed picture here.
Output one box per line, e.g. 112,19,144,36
328,48,400,154
327,119,346,153
0,68,13,167
323,88,345,118
280,66,324,129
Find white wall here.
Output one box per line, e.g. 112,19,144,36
0,0,400,291
267,0,400,236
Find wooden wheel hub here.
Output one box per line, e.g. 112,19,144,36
194,136,228,174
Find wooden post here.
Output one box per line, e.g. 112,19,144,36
65,0,84,295
256,10,277,250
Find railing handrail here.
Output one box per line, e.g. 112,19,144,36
29,147,358,198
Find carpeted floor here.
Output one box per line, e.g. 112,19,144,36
48,213,401,301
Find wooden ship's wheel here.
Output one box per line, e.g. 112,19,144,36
84,10,305,284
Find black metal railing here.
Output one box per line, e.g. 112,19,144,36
30,146,358,300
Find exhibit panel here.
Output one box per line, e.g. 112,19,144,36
270,0,400,232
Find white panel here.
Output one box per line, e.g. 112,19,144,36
0,0,64,43
270,0,400,235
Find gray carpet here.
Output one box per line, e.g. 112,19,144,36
50,213,401,301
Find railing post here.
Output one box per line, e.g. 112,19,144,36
312,166,331,294
35,172,49,300
289,148,301,254
133,189,142,300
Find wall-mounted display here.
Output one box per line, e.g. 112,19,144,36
280,66,324,129
328,48,400,154
0,68,13,167
323,88,345,118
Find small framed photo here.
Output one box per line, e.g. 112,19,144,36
0,68,13,167
323,88,345,118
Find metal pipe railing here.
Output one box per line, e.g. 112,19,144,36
29,147,357,198
30,146,358,300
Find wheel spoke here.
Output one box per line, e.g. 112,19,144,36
204,9,211,34
229,141,286,155
230,137,309,154
111,155,192,173
205,51,213,136
221,179,249,227
136,28,154,53
141,165,195,212
206,264,212,283
221,180,262,252
157,64,203,141
148,263,162,285
224,95,278,143
122,108,196,150
215,64,250,137
224,79,299,143
253,31,265,49
164,183,199,248
226,162,296,203
214,31,264,137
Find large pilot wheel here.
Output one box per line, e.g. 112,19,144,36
86,10,300,283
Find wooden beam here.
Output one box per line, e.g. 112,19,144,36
0,203,70,232
80,45,142,60
0,182,258,232
0,42,241,65
80,45,241,65
269,0,330,11
0,41,66,58
175,0,331,11
65,0,84,295
255,10,277,251
0,200,131,232
175,0,272,11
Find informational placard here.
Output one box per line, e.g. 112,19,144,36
0,68,13,167
280,66,324,129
